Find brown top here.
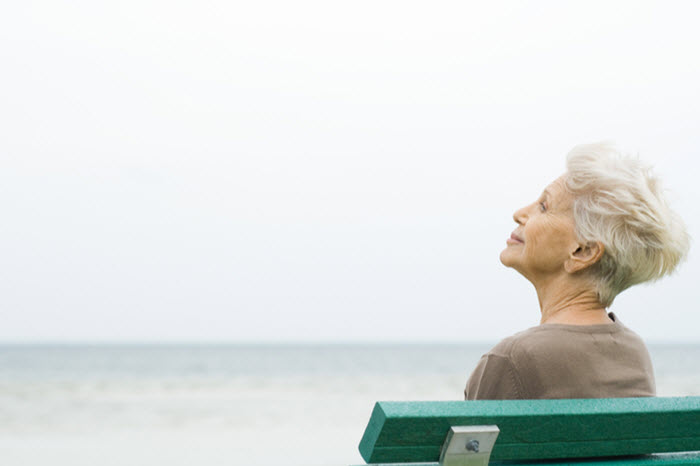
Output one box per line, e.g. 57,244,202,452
464,313,656,400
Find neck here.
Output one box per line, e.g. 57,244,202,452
534,275,612,325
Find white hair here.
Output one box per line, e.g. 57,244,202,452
565,142,690,307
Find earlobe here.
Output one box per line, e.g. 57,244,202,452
565,241,604,274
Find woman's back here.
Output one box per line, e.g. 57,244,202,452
465,313,655,400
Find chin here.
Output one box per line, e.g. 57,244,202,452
500,248,526,277
499,248,514,267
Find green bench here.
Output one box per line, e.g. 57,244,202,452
357,397,700,465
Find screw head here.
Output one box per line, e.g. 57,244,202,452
466,439,480,452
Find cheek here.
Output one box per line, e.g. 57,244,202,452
525,222,572,263
524,222,548,251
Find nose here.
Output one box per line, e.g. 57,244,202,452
513,205,528,225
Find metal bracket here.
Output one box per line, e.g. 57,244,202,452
439,425,500,466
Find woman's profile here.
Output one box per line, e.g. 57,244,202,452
465,142,690,400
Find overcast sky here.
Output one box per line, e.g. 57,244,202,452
1,1,699,343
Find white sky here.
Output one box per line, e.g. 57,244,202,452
1,1,699,343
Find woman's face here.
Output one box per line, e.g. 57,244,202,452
500,175,581,282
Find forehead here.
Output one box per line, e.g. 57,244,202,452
543,175,573,207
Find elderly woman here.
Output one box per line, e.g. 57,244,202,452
465,142,690,400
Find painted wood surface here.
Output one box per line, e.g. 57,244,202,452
357,451,700,465
358,397,700,464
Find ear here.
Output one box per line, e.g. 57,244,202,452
564,241,604,274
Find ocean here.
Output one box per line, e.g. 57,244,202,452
1,343,699,466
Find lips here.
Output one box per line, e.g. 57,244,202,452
508,232,524,244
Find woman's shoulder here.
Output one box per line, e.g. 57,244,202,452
491,314,638,357
485,327,540,359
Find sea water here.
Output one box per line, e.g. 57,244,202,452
1,344,699,466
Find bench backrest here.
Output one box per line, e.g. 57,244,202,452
359,397,700,464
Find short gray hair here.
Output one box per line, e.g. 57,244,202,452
565,142,690,307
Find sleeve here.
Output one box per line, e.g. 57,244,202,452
464,353,526,400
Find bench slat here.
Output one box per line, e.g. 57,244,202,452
358,451,700,465
359,397,700,463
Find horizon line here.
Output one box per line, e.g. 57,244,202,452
1,339,698,346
